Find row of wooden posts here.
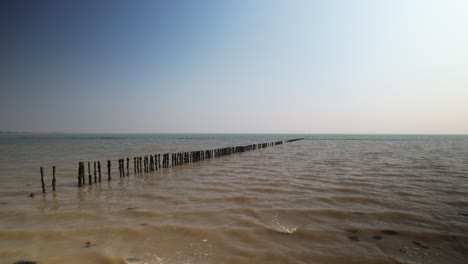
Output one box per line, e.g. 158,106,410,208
38,139,304,193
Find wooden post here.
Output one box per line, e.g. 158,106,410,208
154,155,158,171
118,159,121,177
136,157,139,173
78,162,82,187
52,166,56,191
40,167,45,193
135,157,138,174
107,160,111,181
81,162,85,185
88,162,92,185
94,162,97,183
121,158,124,177
126,158,129,176
98,161,101,182
122,158,128,177
133,157,136,174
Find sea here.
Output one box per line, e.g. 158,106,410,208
0,133,467,264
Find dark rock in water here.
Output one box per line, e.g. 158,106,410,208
127,207,140,210
346,229,358,234
126,257,142,263
347,236,360,242
140,223,148,226
352,212,364,215
381,230,398,235
460,213,468,217
420,244,430,249
372,235,383,240
14,261,37,264
412,241,430,249
28,193,34,198
84,241,96,248
451,235,458,241
399,248,407,254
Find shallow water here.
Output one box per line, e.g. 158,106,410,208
1,134,468,264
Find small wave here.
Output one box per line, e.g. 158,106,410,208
271,214,298,234
332,196,390,206
274,225,298,234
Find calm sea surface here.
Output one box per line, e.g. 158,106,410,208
0,134,467,264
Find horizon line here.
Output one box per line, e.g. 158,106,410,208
1,131,467,136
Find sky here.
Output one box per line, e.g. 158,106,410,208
1,0,467,134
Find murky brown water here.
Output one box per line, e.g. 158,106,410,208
1,134,468,263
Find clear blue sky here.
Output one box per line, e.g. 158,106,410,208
1,0,467,134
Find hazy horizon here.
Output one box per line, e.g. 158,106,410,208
1,131,467,136
1,0,467,134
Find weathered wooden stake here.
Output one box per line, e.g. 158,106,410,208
40,167,45,193
81,162,85,185
107,160,111,181
133,157,136,174
94,162,97,183
78,162,82,187
88,162,92,185
126,158,129,176
118,159,121,177
154,155,158,171
98,161,101,182
139,156,143,172
52,166,56,191
117,159,120,177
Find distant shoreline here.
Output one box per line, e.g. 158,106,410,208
0,131,34,134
